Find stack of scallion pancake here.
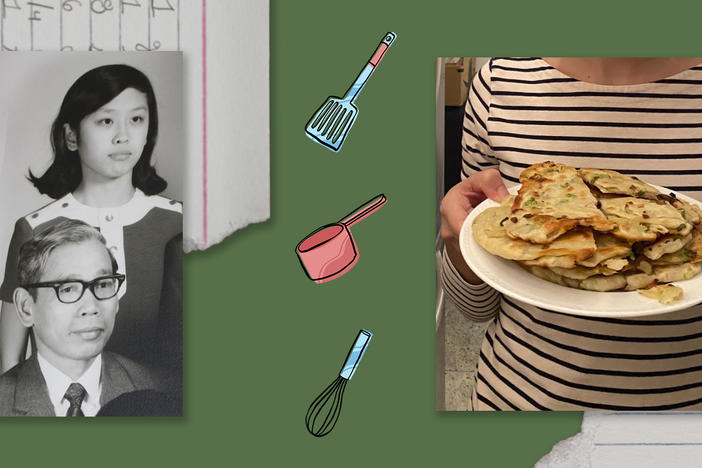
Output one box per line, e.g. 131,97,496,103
472,162,702,301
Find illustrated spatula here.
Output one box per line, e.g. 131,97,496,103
305,32,396,152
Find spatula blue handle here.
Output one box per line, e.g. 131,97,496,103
343,32,396,102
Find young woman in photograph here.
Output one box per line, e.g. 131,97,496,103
440,57,702,410
0,64,182,378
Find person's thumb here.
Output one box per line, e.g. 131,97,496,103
482,169,510,202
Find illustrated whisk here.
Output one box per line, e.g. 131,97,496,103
305,330,372,437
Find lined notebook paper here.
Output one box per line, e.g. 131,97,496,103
0,0,270,251
537,412,702,467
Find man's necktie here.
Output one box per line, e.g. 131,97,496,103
64,382,87,417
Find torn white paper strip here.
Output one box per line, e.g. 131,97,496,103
0,0,270,251
536,412,702,468
189,0,270,250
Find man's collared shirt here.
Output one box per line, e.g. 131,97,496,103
36,353,102,417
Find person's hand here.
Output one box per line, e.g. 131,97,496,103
439,169,509,283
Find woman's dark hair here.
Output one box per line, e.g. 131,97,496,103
29,64,167,199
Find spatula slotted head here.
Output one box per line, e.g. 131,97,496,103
305,97,358,152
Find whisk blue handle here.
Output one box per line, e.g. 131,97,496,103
339,330,372,379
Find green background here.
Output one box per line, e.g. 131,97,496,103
5,0,702,467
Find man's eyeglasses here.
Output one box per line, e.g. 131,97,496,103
22,274,125,304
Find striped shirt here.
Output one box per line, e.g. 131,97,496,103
442,57,702,410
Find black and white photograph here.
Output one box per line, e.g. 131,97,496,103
0,52,183,416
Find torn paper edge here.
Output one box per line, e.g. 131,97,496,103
181,0,270,251
183,213,269,252
535,412,596,468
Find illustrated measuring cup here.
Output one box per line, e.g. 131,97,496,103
295,194,387,283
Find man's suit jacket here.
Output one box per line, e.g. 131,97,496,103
0,352,155,416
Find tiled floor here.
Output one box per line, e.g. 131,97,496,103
440,300,489,411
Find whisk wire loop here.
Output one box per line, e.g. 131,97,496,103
305,376,348,437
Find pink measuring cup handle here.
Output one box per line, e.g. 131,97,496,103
339,194,387,228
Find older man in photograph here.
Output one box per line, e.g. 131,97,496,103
0,219,156,416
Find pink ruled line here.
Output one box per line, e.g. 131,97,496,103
202,0,208,244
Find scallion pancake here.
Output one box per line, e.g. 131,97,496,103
579,168,660,199
505,161,612,244
473,200,596,261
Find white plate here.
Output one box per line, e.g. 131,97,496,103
459,184,702,317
